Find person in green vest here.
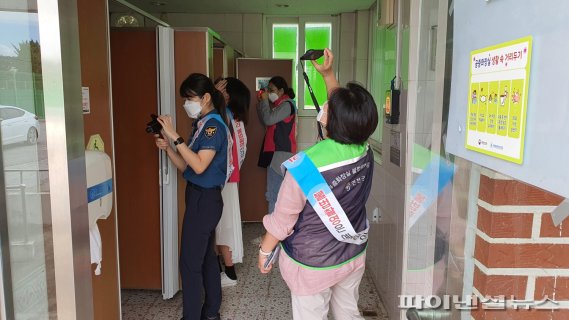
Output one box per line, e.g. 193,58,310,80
257,48,379,319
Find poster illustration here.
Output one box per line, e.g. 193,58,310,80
465,36,532,164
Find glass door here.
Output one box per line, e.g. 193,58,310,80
0,5,54,319
1,0,93,319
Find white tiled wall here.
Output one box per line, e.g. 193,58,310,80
366,163,406,319
154,12,264,57
338,12,355,85
242,14,263,57
296,117,319,151
156,11,371,87
337,10,371,87
355,10,370,86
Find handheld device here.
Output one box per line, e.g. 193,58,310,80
257,88,266,100
263,245,281,269
300,49,324,61
145,114,163,138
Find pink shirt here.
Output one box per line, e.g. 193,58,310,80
263,173,366,296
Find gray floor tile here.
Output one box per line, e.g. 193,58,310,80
121,223,389,320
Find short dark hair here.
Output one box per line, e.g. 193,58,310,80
325,82,378,145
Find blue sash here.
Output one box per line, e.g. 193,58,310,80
282,152,368,245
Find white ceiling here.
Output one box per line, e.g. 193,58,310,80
109,0,376,16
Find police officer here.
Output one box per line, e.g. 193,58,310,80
155,73,232,320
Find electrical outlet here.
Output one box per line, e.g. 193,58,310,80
371,207,380,223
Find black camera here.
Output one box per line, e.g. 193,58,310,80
145,114,162,136
300,49,324,61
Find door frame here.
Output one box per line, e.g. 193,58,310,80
157,26,179,300
38,0,94,317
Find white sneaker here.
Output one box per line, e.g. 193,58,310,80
220,272,237,287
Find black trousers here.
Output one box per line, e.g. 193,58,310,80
180,182,223,319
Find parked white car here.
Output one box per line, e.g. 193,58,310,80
0,105,40,145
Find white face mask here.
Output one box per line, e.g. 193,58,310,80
317,103,328,126
316,109,327,125
268,92,279,103
183,100,202,119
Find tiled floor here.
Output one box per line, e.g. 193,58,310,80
121,223,389,320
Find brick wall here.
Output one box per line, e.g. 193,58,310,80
471,168,567,319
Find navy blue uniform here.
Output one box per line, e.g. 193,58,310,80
180,109,228,320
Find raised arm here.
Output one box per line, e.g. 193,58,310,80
257,99,293,126
310,48,340,98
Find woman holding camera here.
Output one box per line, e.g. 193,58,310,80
257,76,297,217
257,49,378,320
155,73,231,320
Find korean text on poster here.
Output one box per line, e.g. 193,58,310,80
466,36,532,164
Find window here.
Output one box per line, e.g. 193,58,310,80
272,24,298,100
6,108,24,119
1,107,24,119
268,17,336,115
303,23,331,110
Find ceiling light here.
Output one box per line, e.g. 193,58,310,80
151,1,166,6
275,4,289,8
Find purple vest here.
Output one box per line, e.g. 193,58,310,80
282,149,374,268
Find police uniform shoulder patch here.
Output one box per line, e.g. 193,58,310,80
204,126,217,138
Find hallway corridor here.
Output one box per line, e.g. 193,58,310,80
121,223,389,319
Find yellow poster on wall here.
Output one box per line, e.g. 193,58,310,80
465,36,532,164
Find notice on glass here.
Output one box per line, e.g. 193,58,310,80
466,36,532,164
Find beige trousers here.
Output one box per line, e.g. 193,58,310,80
290,266,366,320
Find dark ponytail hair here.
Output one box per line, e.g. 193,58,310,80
179,73,229,127
223,77,250,125
269,76,295,99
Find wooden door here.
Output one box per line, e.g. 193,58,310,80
110,29,161,289
173,30,210,246
236,59,293,221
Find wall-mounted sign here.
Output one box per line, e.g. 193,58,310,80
82,86,90,114
447,1,569,198
465,36,532,164
87,134,104,152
